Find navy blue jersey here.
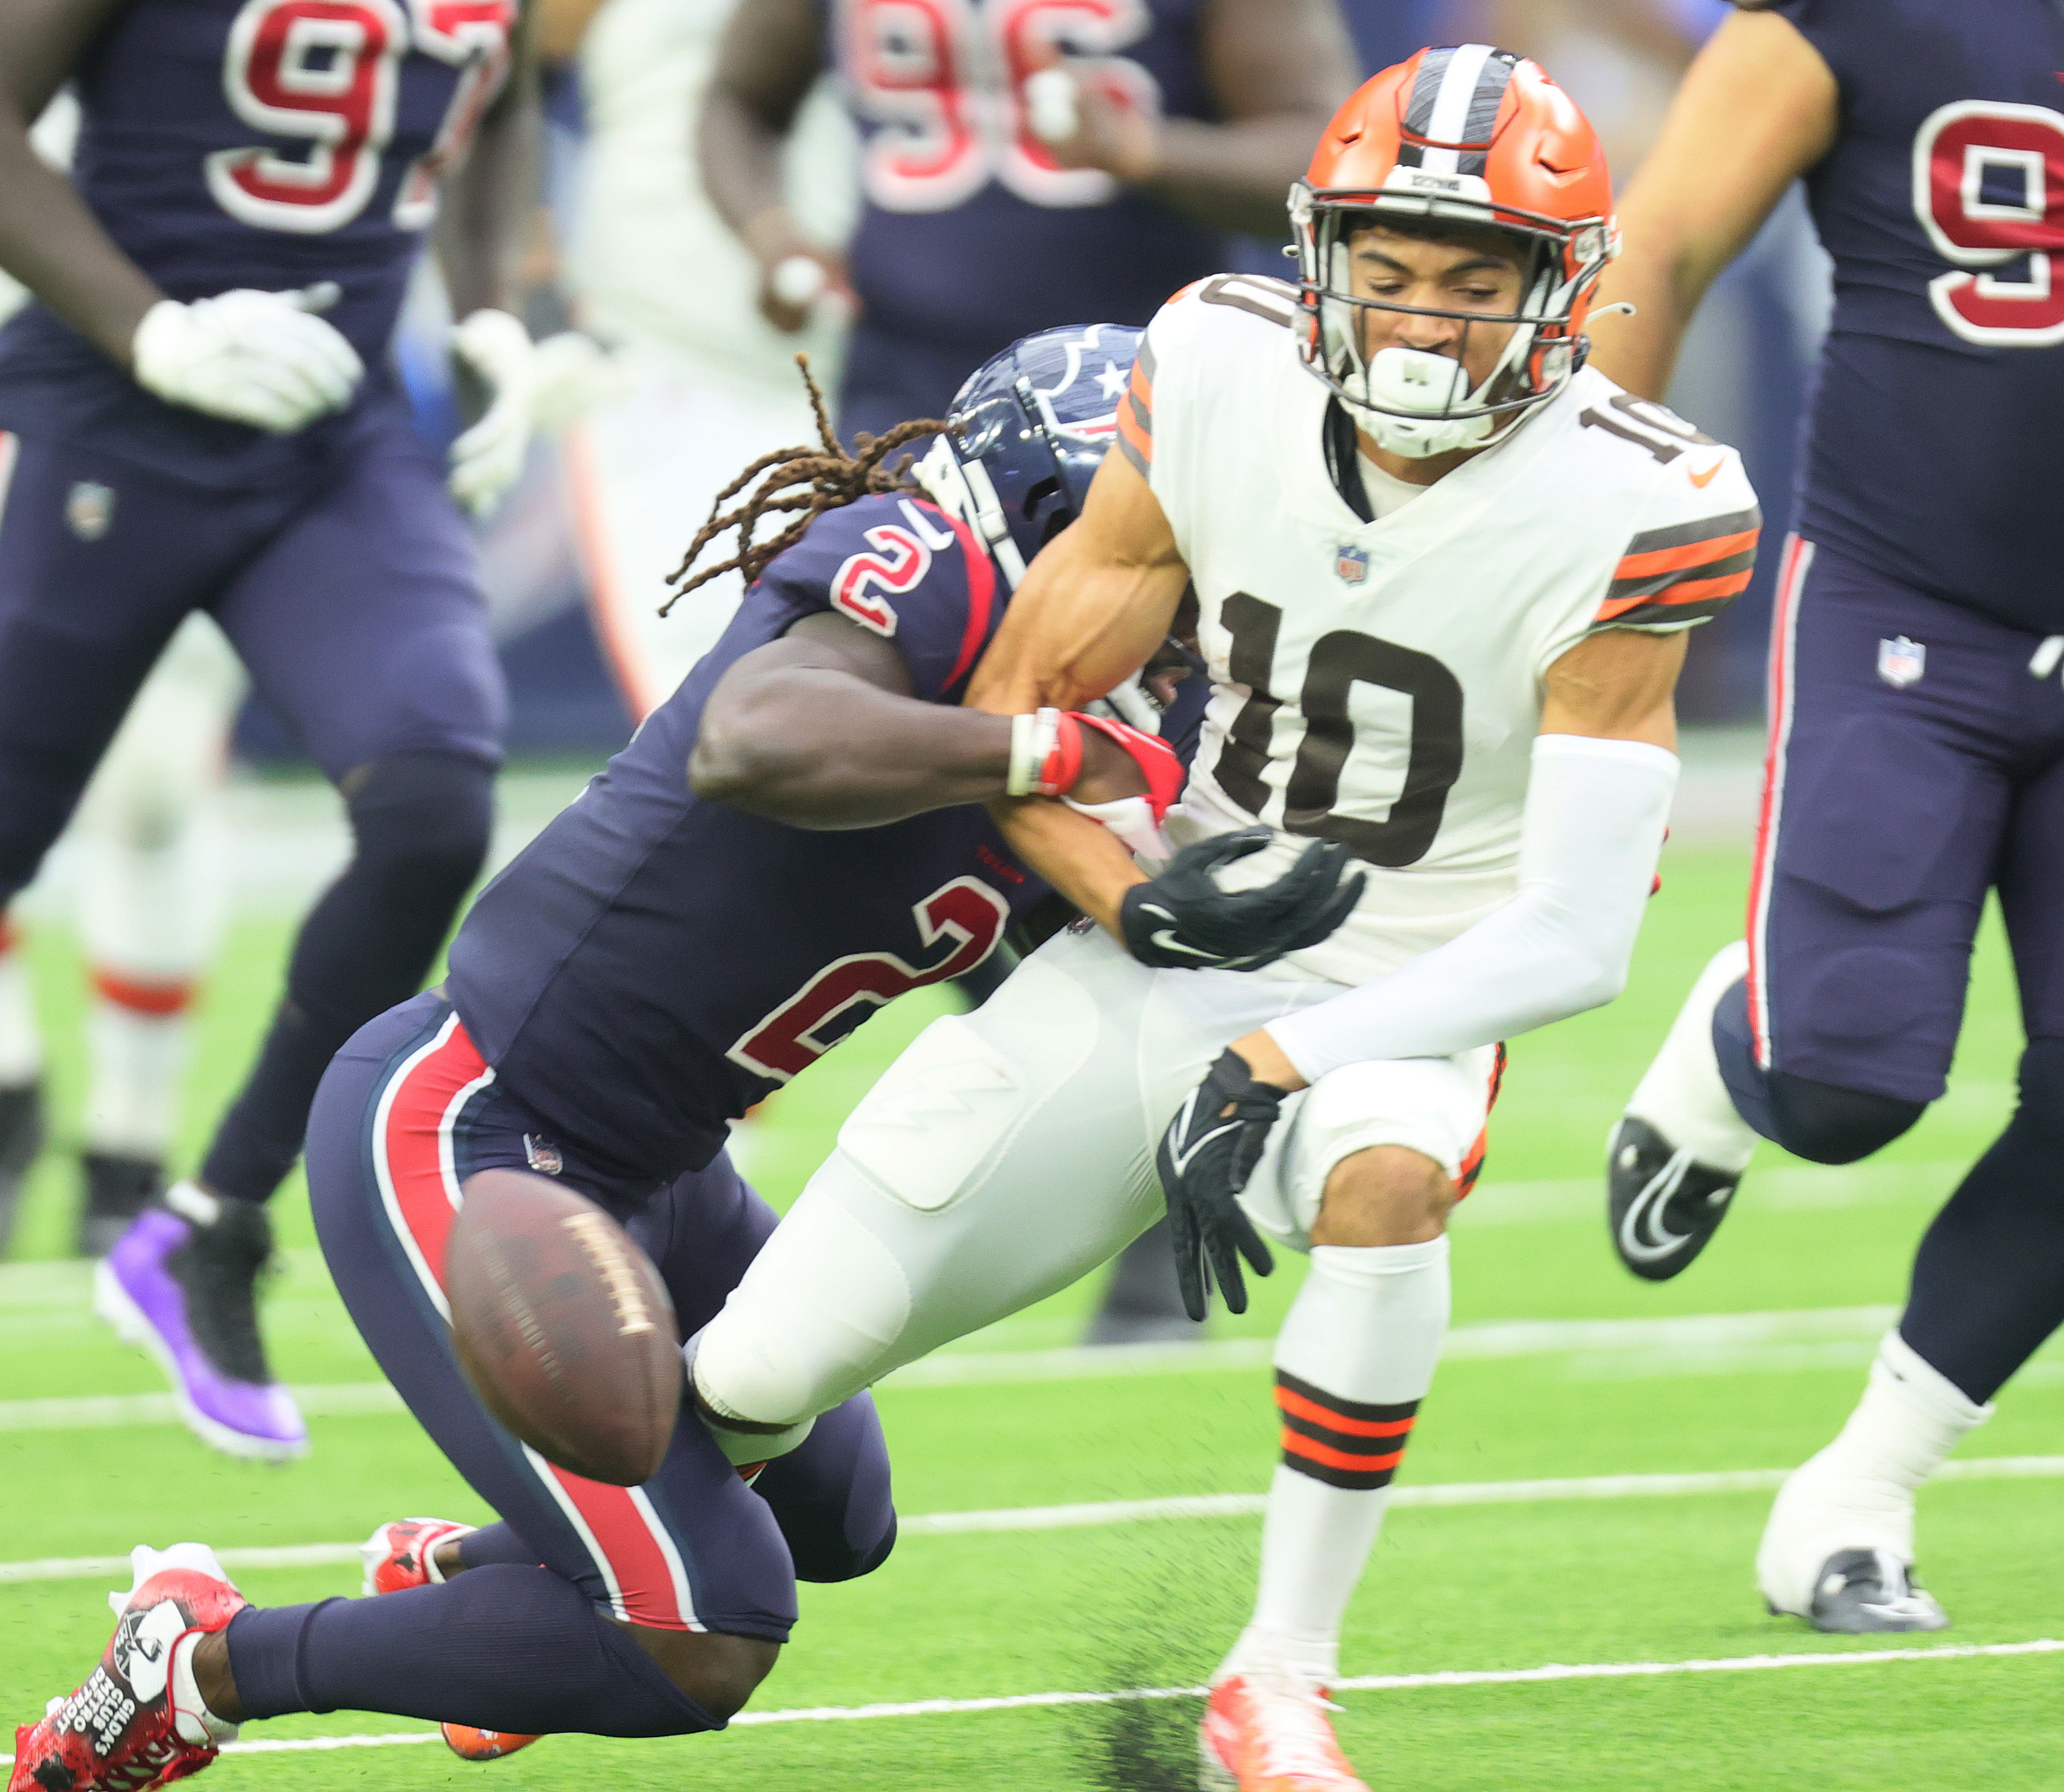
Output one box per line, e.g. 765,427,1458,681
446,493,1050,1182
831,0,1238,353
1775,0,2064,628
0,0,516,484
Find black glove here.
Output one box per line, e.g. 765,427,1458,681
1120,829,1366,973
1156,1048,1288,1320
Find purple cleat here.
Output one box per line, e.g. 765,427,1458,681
94,1183,307,1461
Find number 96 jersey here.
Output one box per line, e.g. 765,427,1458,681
1127,274,1759,990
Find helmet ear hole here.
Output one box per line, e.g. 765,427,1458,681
1023,474,1061,519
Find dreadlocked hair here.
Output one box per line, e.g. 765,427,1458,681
660,355,954,615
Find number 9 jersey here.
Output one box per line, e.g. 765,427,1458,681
0,0,515,478
1129,274,1759,990
1768,0,2064,631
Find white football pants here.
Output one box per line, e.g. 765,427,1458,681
567,358,829,720
72,614,244,1154
73,614,243,986
695,924,1501,1428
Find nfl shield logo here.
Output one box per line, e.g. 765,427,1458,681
1335,543,1370,585
65,481,114,542
522,1133,563,1176
1877,636,1926,689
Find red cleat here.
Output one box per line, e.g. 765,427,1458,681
439,1727,536,1761
10,1544,244,1792
358,1518,475,1596
1199,1676,1369,1792
360,1519,539,1764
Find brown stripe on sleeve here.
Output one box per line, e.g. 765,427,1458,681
1116,355,1153,476
1593,505,1761,630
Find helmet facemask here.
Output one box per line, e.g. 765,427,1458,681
1293,180,1611,458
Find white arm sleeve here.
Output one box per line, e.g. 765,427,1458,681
1264,735,1678,1086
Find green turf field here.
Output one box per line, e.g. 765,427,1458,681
1,841,2058,1791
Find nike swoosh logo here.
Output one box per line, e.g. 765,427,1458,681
1150,928,1214,961
1688,458,1725,489
1616,1147,1700,1263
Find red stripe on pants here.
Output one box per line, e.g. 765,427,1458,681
375,1016,696,1630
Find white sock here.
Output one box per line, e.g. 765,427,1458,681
1625,939,1756,1170
1756,1330,1991,1610
168,1631,239,1746
0,923,42,1088
84,975,194,1159
1221,1237,1450,1688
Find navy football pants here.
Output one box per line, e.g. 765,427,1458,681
0,415,505,901
304,992,895,1643
1744,536,2064,1104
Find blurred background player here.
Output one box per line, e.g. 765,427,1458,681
1595,0,2064,1631
701,0,1361,1344
700,0,1359,460
0,98,248,1259
538,0,857,714
0,0,550,1459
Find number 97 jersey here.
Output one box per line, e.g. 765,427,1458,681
58,0,515,365
1765,0,2064,631
1128,274,1759,990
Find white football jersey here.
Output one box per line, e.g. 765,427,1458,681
569,0,855,383
1128,274,1760,989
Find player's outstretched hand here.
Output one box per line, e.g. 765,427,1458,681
130,284,363,434
1157,1048,1285,1320
448,308,539,517
1120,829,1364,972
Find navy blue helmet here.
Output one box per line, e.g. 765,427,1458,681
916,323,1143,588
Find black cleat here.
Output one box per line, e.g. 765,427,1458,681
1607,1115,1742,1281
77,1151,164,1258
1792,1549,1949,1634
169,1196,279,1387
0,1078,44,1254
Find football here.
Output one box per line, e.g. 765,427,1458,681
444,1170,681,1487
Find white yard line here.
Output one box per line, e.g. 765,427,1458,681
4,1636,2059,1765
0,1306,1911,1429
6,1455,2062,1585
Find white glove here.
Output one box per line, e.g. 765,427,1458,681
448,307,538,516
528,331,630,431
130,283,363,434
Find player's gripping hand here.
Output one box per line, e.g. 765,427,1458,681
448,308,539,517
1121,829,1364,972
1157,1048,1287,1319
130,284,363,434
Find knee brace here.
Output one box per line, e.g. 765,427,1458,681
1763,1070,1926,1165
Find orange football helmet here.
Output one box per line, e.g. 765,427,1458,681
1289,46,1617,455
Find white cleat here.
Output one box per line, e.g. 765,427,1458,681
1757,1456,1946,1633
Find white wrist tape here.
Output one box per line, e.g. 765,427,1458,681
1007,708,1064,796
1266,734,1678,1085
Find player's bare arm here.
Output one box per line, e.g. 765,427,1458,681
960,445,1187,931
700,0,845,332
0,0,167,360
966,446,1190,719
690,611,1151,830
1035,0,1359,238
534,0,608,63
1587,9,1837,398
432,0,543,322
